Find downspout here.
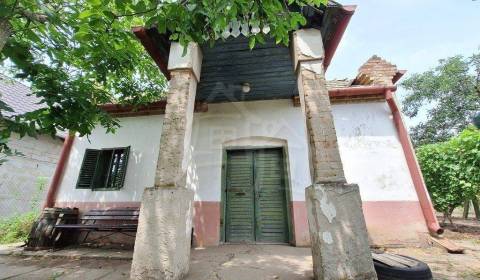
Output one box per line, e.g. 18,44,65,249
43,133,75,208
385,90,443,235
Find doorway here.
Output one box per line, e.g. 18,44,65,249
224,148,289,243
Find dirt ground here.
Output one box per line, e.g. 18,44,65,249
0,218,479,280
388,217,480,280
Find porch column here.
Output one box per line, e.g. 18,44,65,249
131,43,202,280
292,29,377,280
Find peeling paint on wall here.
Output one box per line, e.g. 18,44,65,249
319,188,337,223
322,231,333,244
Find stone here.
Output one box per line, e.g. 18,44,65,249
306,183,377,280
130,187,194,280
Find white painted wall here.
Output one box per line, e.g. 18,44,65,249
332,101,418,202
56,115,163,203
56,99,418,205
189,100,311,202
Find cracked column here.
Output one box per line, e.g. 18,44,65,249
292,29,377,280
131,42,202,280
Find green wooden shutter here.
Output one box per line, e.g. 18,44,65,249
225,150,255,243
255,149,288,243
110,146,130,189
76,149,100,189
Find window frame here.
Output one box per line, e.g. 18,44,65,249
75,146,130,191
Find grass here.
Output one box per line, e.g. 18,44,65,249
0,211,38,244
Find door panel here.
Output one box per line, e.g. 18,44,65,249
225,148,288,243
225,150,255,243
255,149,289,243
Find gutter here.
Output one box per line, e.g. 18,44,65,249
323,5,356,71
329,85,396,97
385,90,443,235
43,133,75,208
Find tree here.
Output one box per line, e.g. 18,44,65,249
0,0,327,162
416,126,480,225
401,52,480,146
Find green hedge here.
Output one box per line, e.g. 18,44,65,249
417,126,480,216
0,211,38,244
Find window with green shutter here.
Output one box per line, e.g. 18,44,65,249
76,146,130,190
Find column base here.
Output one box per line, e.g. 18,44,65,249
306,182,377,280
131,187,194,280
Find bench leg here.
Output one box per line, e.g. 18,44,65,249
82,231,91,244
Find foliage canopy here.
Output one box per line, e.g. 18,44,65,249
401,52,480,146
0,0,327,161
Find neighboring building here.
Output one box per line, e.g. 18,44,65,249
0,75,63,217
48,3,440,250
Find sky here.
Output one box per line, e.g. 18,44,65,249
325,0,480,128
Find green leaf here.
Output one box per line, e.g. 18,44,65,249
78,10,94,19
248,37,255,50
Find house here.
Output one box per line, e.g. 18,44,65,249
44,2,441,270
0,74,63,217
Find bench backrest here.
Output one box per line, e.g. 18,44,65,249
81,208,140,223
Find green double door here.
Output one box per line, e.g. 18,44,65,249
225,148,289,243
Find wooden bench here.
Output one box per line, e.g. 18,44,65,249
54,208,139,244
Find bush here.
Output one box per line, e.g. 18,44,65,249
0,211,38,244
417,126,480,223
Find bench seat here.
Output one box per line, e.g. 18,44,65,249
54,207,140,244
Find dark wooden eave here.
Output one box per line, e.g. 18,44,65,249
132,27,171,80
132,4,356,79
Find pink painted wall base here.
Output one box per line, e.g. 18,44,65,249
56,199,429,247
291,200,429,247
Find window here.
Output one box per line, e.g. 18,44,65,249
76,147,130,190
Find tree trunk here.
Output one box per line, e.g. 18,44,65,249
0,18,12,53
463,200,470,219
472,198,480,221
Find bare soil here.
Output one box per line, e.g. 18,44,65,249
0,218,479,279
389,218,480,280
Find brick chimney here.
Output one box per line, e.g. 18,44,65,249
354,55,401,86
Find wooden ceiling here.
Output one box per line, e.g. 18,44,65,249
197,37,297,103
133,3,356,103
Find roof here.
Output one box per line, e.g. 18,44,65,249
0,74,44,117
326,79,353,89
0,75,67,139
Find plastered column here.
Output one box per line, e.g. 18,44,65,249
292,29,376,280
131,42,202,280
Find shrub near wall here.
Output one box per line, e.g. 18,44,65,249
0,212,38,244
417,126,480,222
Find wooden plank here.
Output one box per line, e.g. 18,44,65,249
81,216,139,220
372,253,409,267
225,150,255,243
85,210,140,216
430,236,465,254
255,148,288,243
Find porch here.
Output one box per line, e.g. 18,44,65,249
2,226,480,280
1,244,314,280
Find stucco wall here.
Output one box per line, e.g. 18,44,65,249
55,99,428,246
56,115,164,204
333,101,418,202
0,134,62,217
